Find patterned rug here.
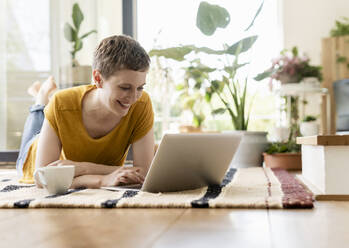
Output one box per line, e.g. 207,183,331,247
0,168,314,209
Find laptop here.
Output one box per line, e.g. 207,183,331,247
101,133,242,193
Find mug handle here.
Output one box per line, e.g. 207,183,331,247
34,168,47,187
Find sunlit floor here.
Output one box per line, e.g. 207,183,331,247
1,166,348,248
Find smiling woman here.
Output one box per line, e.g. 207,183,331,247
16,35,155,189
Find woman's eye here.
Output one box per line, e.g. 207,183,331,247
138,87,144,91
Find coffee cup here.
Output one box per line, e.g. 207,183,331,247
34,165,75,195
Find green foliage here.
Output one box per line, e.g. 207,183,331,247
149,1,264,130
64,3,97,66
196,2,230,36
176,59,212,128
265,141,300,154
330,17,349,37
302,115,317,122
255,46,322,83
265,117,301,154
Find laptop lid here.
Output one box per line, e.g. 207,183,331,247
141,133,242,193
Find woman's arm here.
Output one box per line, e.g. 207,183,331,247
35,119,62,188
71,127,155,188
132,127,155,177
46,159,121,177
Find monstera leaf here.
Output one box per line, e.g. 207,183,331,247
196,1,230,36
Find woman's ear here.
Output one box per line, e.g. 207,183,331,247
92,70,103,88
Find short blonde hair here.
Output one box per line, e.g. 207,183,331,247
92,35,150,79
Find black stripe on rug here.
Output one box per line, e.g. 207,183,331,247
45,187,86,198
0,185,35,193
191,168,237,208
14,199,35,208
1,179,11,182
101,190,139,208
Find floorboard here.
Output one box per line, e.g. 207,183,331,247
269,201,349,248
151,209,272,248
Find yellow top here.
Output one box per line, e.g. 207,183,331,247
20,85,154,183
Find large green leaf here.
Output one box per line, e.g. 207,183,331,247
72,3,84,31
212,108,226,115
226,36,258,55
224,63,249,75
74,39,83,52
245,0,264,31
211,80,225,93
64,23,76,42
80,30,97,39
254,68,277,81
196,1,230,36
193,46,225,55
149,46,194,61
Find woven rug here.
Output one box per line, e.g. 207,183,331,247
0,168,313,209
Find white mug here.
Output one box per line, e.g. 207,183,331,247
34,165,75,195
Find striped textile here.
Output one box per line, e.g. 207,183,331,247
0,168,313,209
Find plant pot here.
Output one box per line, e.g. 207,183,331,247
301,77,320,88
269,126,290,142
300,121,319,136
60,65,92,88
263,152,302,170
229,131,268,168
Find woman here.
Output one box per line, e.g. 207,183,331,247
17,35,155,189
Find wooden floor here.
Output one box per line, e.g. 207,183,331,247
1,166,349,247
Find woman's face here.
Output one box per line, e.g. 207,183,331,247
96,69,147,117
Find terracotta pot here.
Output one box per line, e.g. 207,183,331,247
263,152,302,170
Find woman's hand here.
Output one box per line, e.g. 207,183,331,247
46,159,86,177
101,167,145,187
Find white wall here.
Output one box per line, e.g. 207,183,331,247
282,0,349,65
58,0,122,67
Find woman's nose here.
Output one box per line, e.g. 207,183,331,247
127,90,139,102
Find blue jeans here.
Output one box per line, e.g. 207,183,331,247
16,104,45,177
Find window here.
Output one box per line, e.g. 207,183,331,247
0,0,51,151
137,0,282,140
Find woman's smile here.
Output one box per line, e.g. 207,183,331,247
117,100,131,110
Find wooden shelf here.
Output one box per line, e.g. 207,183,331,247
297,135,349,145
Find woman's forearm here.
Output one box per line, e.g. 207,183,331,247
71,174,104,189
77,162,121,176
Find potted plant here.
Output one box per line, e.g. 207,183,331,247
300,115,319,136
255,46,323,85
61,3,97,88
150,1,268,167
330,17,349,69
263,128,302,170
177,59,215,133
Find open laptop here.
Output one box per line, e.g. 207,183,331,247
102,133,242,193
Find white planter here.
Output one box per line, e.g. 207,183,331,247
300,121,319,136
269,126,290,142
229,131,268,168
